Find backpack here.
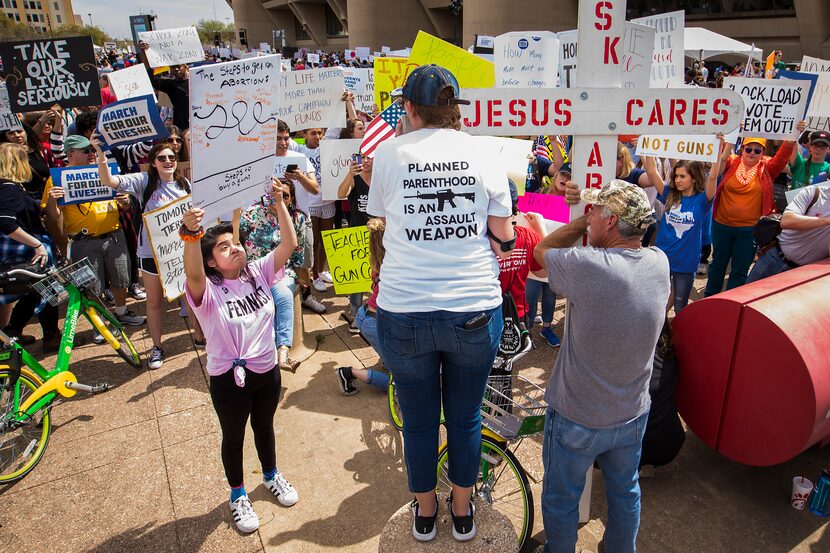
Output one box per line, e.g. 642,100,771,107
753,187,819,252
498,292,525,359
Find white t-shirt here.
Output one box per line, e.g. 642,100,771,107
368,128,512,313
289,141,332,208
274,152,314,214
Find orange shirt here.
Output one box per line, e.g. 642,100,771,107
714,172,763,227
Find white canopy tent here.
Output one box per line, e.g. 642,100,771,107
684,27,763,62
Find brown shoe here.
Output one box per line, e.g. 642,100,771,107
279,356,301,373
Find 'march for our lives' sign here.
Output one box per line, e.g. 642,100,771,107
50,164,119,206
96,95,169,147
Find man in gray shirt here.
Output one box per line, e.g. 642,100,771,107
532,180,669,553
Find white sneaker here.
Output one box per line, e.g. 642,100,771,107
230,495,260,533
264,472,299,506
312,278,327,292
302,295,327,314
92,331,106,345
320,271,333,284
534,315,543,324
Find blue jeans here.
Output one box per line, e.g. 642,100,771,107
348,292,364,315
704,221,756,296
525,278,556,329
541,410,648,553
271,276,296,348
354,305,389,391
377,307,502,492
746,245,793,283
670,272,695,313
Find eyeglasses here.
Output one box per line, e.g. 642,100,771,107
165,137,183,144
156,155,177,162
812,142,829,149
744,147,763,155
71,147,95,154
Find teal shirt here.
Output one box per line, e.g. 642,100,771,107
789,155,830,189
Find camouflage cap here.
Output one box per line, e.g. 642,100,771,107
580,179,655,229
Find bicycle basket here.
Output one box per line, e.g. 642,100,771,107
62,258,97,289
481,375,547,440
32,275,68,306
32,258,98,306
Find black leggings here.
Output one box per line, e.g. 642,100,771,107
209,367,281,488
7,292,59,337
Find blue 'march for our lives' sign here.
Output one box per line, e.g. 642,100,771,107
50,163,120,206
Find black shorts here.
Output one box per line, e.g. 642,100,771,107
139,257,158,275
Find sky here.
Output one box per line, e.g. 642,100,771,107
70,0,234,39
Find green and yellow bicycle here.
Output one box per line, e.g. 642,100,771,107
0,258,141,483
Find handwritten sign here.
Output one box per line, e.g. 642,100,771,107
96,95,168,147
50,164,119,205
321,226,372,294
306,53,320,64
632,10,684,88
806,116,830,133
373,57,413,111
557,30,578,88
636,134,719,163
807,73,830,118
517,192,569,224
343,68,375,112
0,84,21,131
189,55,280,221
0,36,101,112
355,47,370,61
409,31,495,88
724,76,809,140
476,136,533,194
621,22,655,89
278,67,345,132
138,27,203,68
320,139,362,201
494,31,559,89
801,56,830,74
106,64,156,101
143,195,192,301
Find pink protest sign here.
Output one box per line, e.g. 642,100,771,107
517,192,570,223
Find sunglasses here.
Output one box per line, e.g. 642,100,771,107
156,155,177,162
165,137,183,144
744,147,763,155
71,147,95,154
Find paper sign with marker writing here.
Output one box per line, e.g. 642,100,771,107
477,136,533,195
144,195,192,301
409,31,495,88
724,76,809,140
801,56,830,74
278,67,345,131
808,73,830,118
373,57,414,111
558,30,578,88
494,32,559,89
307,53,320,64
97,95,168,147
51,164,119,206
632,10,684,88
517,193,569,224
637,135,719,163
138,27,203,68
343,68,375,113
189,55,280,221
320,139,362,201
107,64,156,101
0,84,21,131
621,22,655,90
321,226,372,295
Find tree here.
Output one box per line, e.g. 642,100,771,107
196,19,235,45
0,15,40,40
52,24,111,45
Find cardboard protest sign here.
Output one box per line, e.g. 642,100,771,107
632,10,684,88
477,136,533,195
138,27,204,68
143,195,192,301
189,55,280,221
0,36,101,112
373,57,414,111
724,76,809,140
106,64,156,100
278,67,345,131
0,84,21,131
320,226,372,294
306,53,320,64
50,164,119,205
320,139,362,201
343,68,375,112
97,95,168,147
621,22,655,90
409,31,495,88
807,73,830,118
636,135,719,163
494,32,559,89
801,56,830,74
517,193,569,224
806,116,830,133
557,30,578,88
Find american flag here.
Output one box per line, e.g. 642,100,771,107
361,102,406,157
534,135,553,159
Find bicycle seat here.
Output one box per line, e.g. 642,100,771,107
0,263,47,295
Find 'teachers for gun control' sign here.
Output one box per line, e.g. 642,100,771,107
0,36,101,112
724,77,810,140
96,95,169,147
50,164,119,206
321,226,372,295
144,195,192,301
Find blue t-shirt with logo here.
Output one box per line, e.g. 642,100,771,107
655,189,713,274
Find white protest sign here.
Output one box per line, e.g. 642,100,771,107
356,47,370,61
138,26,204,68
278,67,346,131
280,59,291,72
144,195,192,301
806,116,830,132
636,134,719,163
345,49,357,62
106,64,156,101
801,56,830,74
50,164,119,205
382,46,391,54
259,42,271,53
558,30,578,88
0,84,21,131
104,41,117,50
189,55,281,221
219,48,231,58
307,53,320,64
724,76,809,140
320,139,362,201
97,95,168,147
807,73,830,118
632,10,684,88
232,48,243,59
621,22,655,89
494,31,559,88
477,136,533,186
343,68,375,112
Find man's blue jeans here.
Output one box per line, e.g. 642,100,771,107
376,307,502,492
746,244,794,283
541,409,648,553
271,277,295,348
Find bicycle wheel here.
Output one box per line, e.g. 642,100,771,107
0,370,52,483
387,376,403,431
86,303,141,369
436,435,533,550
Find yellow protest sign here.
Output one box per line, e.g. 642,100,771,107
373,57,415,112
321,226,372,295
409,31,495,89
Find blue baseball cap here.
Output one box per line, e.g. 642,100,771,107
391,64,470,106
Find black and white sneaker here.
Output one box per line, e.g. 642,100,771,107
336,366,358,395
230,495,259,533
410,496,438,542
102,289,115,306
448,495,476,541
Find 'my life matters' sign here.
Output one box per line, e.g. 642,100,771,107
0,36,101,112
50,164,119,205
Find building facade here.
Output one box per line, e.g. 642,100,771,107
229,0,828,61
1,0,77,34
